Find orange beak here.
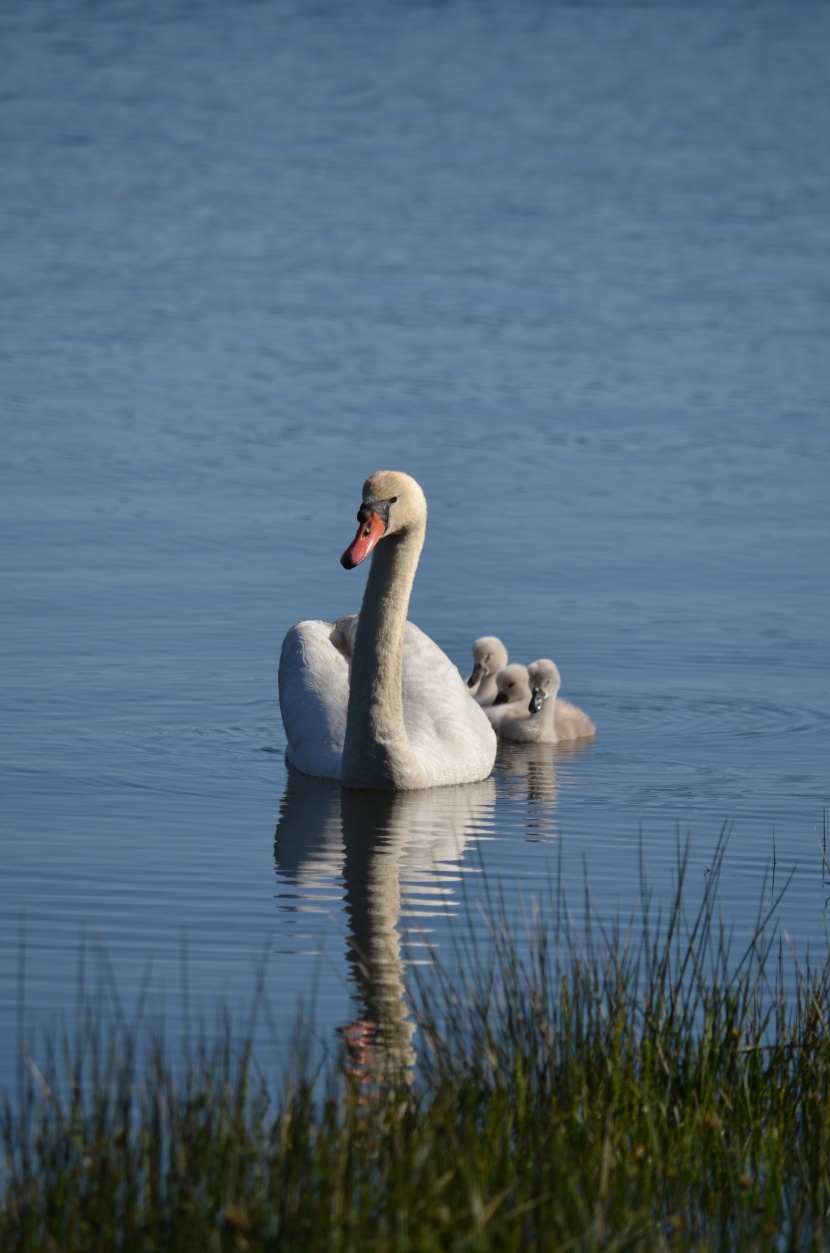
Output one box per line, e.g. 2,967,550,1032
341,511,386,569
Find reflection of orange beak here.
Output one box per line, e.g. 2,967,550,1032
341,511,386,569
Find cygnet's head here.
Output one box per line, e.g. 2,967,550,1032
467,636,508,689
492,664,532,706
527,659,562,713
330,614,359,657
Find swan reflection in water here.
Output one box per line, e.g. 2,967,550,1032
274,769,496,1078
495,739,595,844
273,737,594,1078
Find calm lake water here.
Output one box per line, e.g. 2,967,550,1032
1,0,828,1088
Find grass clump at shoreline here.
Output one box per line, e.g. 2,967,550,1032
2,840,829,1251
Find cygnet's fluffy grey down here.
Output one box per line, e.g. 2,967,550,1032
467,636,509,707
497,659,595,744
486,664,533,733
330,614,360,660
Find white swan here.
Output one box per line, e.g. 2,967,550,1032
485,664,532,733
466,636,509,706
498,659,596,744
278,471,497,790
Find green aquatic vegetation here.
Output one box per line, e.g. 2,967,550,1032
2,840,829,1251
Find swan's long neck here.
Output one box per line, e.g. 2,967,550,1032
342,522,425,789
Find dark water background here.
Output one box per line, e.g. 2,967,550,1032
2,0,828,1086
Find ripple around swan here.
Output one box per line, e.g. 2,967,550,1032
598,695,829,742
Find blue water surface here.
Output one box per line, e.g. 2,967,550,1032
1,0,828,1088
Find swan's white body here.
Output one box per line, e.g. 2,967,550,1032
498,659,596,744
278,471,497,791
467,636,509,707
486,664,533,733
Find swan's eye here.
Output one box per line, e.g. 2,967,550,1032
389,496,397,504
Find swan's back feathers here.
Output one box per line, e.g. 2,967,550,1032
279,621,350,779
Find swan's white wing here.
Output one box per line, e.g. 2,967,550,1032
401,623,497,787
278,620,350,780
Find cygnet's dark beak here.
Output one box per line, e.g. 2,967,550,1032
529,689,545,714
467,664,483,688
492,691,508,706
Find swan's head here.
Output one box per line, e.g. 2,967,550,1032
467,636,508,688
341,471,427,569
527,659,561,713
491,664,531,706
